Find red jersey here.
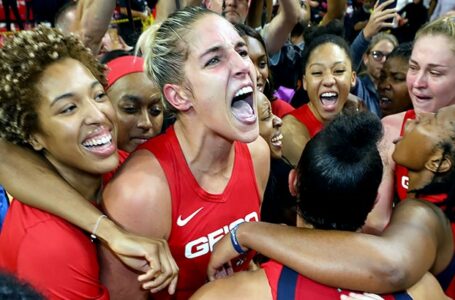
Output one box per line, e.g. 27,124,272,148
0,200,109,300
271,98,294,119
285,104,323,138
395,109,416,200
138,126,261,299
263,260,411,300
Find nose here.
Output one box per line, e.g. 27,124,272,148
230,50,250,78
322,72,335,86
378,77,391,92
412,70,428,89
84,99,109,125
272,114,282,128
137,109,153,130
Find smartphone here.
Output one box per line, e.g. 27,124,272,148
377,0,398,27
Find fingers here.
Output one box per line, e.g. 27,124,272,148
136,240,179,294
340,292,385,300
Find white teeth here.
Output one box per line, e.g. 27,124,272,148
83,133,112,148
235,86,253,97
271,133,283,143
321,92,337,98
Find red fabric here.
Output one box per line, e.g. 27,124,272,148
137,126,261,299
271,99,294,119
263,259,402,300
395,109,416,201
105,56,144,90
286,104,324,138
0,200,109,300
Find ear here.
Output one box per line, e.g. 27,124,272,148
162,83,192,111
28,133,45,151
288,169,298,197
350,70,357,88
425,150,453,173
302,75,307,91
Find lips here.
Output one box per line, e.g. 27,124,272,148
271,132,283,148
82,127,116,157
319,91,339,112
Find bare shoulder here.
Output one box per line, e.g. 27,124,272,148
281,114,311,166
190,269,271,300
379,112,406,164
248,136,271,196
102,149,172,238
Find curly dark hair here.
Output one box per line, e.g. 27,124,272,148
0,26,106,146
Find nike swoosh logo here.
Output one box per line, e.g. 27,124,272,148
177,207,204,227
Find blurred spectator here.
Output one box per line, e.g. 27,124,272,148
0,271,44,299
116,0,151,46
392,0,428,43
32,0,69,27
430,0,455,21
3,0,24,31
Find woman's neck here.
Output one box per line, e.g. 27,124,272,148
174,118,236,193
44,154,102,202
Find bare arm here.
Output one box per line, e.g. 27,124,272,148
208,199,453,293
320,0,346,26
0,140,177,292
364,113,404,234
281,115,311,167
262,0,300,55
100,149,178,297
74,0,116,55
155,0,202,22
247,136,271,200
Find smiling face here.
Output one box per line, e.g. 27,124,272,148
181,14,258,143
303,43,356,123
223,0,249,24
107,72,163,152
378,56,413,117
31,58,118,176
244,36,269,93
257,92,283,159
407,35,455,114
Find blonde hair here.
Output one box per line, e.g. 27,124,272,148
0,26,105,145
415,16,455,52
141,6,217,114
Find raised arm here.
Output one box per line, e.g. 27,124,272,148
320,0,346,26
0,140,177,292
262,0,300,55
208,199,453,293
74,0,116,55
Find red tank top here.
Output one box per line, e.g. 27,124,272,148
263,260,410,300
138,126,261,299
286,104,324,138
395,110,416,200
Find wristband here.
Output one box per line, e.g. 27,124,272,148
90,214,107,242
230,225,247,254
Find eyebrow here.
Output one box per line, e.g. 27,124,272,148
51,81,101,107
409,59,448,68
309,61,345,67
199,41,247,60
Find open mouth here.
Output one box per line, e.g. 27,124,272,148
319,92,339,111
82,132,115,156
271,133,283,148
380,96,392,108
231,86,256,124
